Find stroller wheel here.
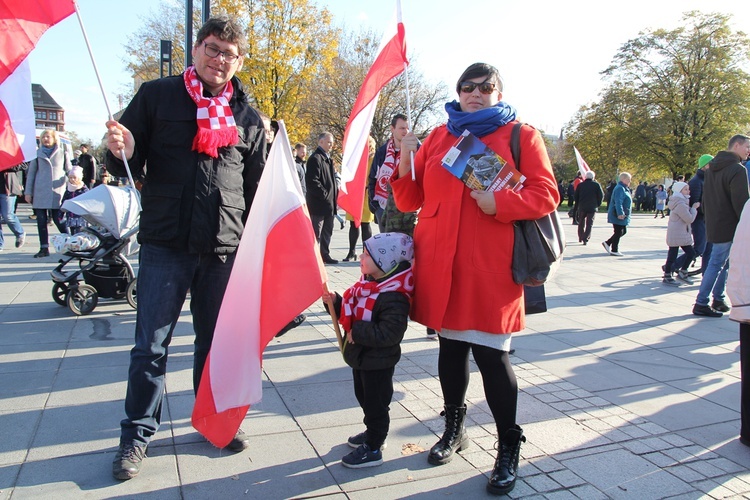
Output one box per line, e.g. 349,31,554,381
52,282,69,306
126,278,137,309
67,284,98,316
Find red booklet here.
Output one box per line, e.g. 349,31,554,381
441,129,525,192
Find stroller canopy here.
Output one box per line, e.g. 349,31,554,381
61,185,140,238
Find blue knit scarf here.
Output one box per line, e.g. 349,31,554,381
40,145,56,158
445,100,517,138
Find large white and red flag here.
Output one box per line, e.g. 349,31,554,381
337,0,408,226
192,120,327,448
573,146,592,177
0,0,76,171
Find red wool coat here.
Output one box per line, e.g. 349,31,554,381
391,122,559,334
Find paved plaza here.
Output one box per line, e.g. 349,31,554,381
1,205,749,499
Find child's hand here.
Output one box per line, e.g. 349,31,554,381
321,290,334,302
692,202,700,209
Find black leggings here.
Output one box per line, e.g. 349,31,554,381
438,336,518,436
348,221,372,255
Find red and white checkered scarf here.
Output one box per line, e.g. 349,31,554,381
374,139,399,210
183,65,239,158
340,267,414,333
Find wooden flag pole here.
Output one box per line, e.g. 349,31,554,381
403,61,416,181
323,283,344,351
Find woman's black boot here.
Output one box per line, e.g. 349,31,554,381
427,404,469,465
487,425,526,495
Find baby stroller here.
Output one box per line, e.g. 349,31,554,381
50,185,140,316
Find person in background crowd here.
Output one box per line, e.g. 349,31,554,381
574,170,603,245
692,135,750,317
294,143,307,196
673,154,713,277
306,132,339,264
25,128,71,258
343,136,376,262
654,184,667,218
0,162,27,251
602,172,632,257
78,144,98,188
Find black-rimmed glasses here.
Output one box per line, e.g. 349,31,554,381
202,42,240,63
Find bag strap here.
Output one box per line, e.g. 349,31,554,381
510,121,524,170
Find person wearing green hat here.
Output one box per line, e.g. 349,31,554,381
673,154,714,276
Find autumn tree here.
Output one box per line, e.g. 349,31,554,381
121,0,339,142
567,11,750,180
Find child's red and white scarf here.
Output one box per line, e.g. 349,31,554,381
373,139,399,210
340,267,414,333
183,65,239,158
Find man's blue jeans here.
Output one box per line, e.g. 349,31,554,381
695,241,731,306
120,243,235,447
0,194,24,249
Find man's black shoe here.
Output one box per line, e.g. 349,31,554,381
711,300,731,313
275,314,306,337
692,304,723,318
112,442,146,480
226,429,250,452
322,257,339,264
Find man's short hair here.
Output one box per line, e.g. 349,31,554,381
391,114,407,127
195,15,248,56
294,143,306,150
728,134,750,150
619,172,632,182
80,144,89,149
317,132,333,142
585,171,595,179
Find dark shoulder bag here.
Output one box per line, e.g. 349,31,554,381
509,122,566,287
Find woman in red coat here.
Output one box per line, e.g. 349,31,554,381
391,62,559,496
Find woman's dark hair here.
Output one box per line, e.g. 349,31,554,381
455,62,503,94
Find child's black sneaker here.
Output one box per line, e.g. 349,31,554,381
341,443,383,468
347,431,387,450
676,270,694,284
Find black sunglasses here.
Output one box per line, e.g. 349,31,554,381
459,81,496,94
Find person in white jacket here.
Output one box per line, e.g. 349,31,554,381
727,199,750,447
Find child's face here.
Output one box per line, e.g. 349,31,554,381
360,249,384,278
69,174,81,183
681,185,690,196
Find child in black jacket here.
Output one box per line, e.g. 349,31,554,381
323,232,414,468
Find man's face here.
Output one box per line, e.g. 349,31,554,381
731,139,750,160
319,135,334,153
295,145,307,159
80,146,88,153
391,119,409,143
191,35,244,95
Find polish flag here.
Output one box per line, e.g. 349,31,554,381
573,146,591,178
0,0,76,171
192,120,328,448
0,59,34,171
337,0,408,226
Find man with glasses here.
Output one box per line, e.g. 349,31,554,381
105,16,266,480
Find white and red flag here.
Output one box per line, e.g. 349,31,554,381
573,146,592,177
0,0,76,171
192,120,327,448
337,0,408,226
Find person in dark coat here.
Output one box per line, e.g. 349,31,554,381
322,232,414,469
573,170,604,245
105,16,266,480
78,144,98,188
305,131,339,264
